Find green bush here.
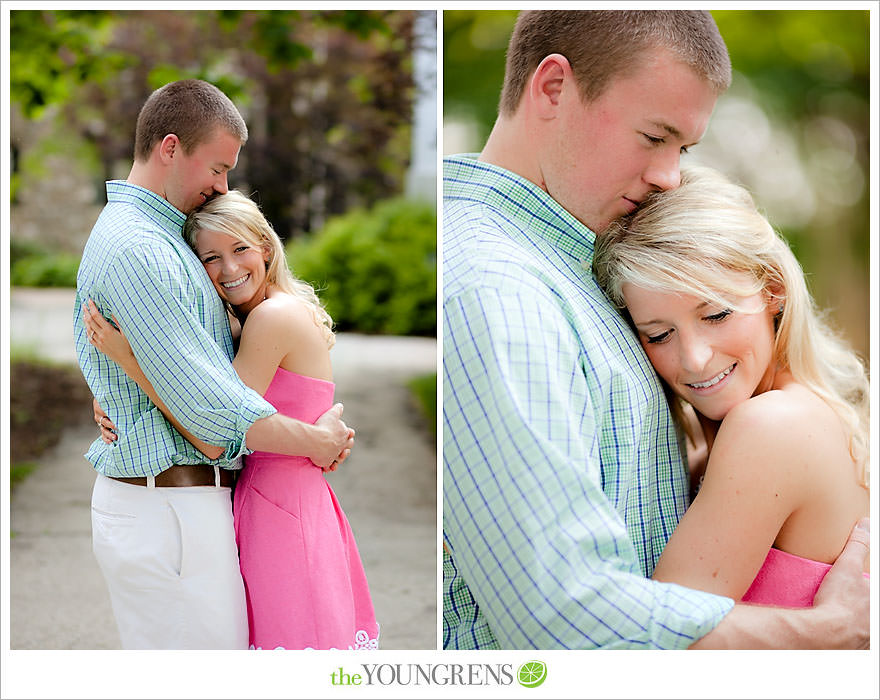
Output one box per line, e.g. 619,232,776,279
287,198,437,336
10,238,45,266
10,250,80,287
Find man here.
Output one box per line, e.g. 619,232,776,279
443,10,869,649
74,80,354,649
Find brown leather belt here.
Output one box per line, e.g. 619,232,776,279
110,464,235,488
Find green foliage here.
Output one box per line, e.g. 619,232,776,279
11,250,80,288
287,198,437,336
10,238,44,266
407,372,437,439
10,10,133,119
712,10,869,120
443,10,517,146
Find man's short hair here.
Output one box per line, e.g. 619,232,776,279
499,10,731,117
134,79,248,162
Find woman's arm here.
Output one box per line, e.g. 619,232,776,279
83,300,224,460
651,391,810,599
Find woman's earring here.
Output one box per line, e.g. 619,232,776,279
773,302,784,332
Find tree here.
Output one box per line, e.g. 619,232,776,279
10,9,418,240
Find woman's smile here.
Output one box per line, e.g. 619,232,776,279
221,273,251,290
684,363,736,393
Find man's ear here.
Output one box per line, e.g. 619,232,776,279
528,53,573,120
157,134,180,165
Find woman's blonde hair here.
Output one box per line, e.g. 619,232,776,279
593,165,868,486
184,190,335,348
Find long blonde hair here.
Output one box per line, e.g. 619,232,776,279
184,190,335,348
593,165,868,486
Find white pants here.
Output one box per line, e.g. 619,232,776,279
91,473,248,649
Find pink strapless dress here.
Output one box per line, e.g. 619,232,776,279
742,547,869,607
233,367,379,649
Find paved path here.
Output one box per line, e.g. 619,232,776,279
9,287,438,650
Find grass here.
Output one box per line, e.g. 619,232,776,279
11,462,37,491
10,343,63,366
407,372,437,439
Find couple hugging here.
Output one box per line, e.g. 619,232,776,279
74,79,378,650
443,10,869,649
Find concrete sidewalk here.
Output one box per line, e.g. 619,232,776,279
9,287,439,650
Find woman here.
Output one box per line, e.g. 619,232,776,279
84,190,379,649
593,165,869,606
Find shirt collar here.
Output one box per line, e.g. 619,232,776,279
443,153,597,264
106,180,187,235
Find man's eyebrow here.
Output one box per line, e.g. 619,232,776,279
648,120,682,139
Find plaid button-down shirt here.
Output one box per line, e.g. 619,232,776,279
442,155,732,649
73,181,276,477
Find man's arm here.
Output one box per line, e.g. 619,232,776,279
93,396,353,470
247,405,354,469
690,518,870,649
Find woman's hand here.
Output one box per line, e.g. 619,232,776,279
93,397,118,444
83,299,136,373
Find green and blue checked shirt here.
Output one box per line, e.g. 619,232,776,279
73,181,276,477
442,155,733,649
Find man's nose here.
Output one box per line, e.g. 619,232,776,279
214,173,229,195
645,152,682,192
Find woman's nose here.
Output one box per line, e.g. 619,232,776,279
679,333,713,374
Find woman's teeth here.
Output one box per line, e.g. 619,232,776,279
688,364,735,389
222,274,249,290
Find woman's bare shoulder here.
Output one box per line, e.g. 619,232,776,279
243,294,322,339
710,383,846,484
722,384,838,442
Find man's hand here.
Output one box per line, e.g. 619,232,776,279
311,403,355,471
812,517,870,649
92,397,118,444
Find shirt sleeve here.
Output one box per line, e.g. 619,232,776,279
100,239,276,460
443,284,732,649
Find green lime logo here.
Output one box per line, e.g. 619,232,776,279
517,660,547,688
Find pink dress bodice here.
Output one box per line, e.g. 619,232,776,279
742,547,869,607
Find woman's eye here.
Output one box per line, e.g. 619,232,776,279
235,246,250,253
202,256,218,264
643,133,664,145
646,329,672,344
704,309,732,323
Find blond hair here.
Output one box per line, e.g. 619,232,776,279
499,10,731,116
593,165,869,486
184,190,335,348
